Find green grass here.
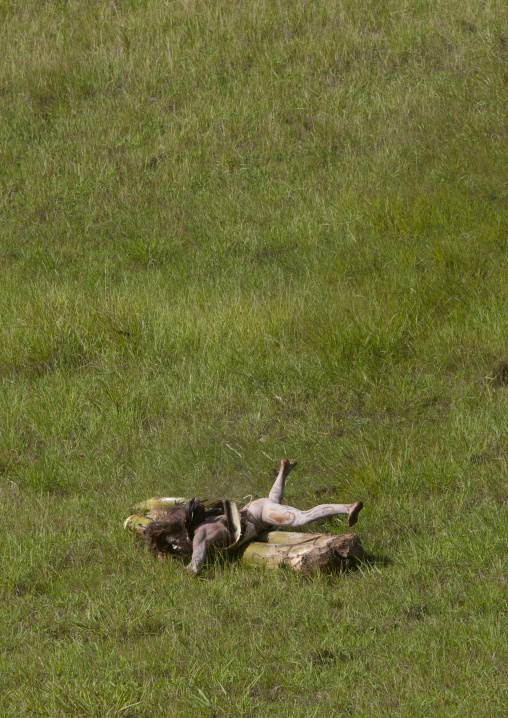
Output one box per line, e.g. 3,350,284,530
0,0,507,715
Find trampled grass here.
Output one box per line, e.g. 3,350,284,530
0,0,507,715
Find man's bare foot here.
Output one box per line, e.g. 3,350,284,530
280,458,298,477
347,501,363,527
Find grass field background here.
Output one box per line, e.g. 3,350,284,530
0,0,507,715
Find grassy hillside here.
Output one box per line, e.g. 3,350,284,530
0,0,507,715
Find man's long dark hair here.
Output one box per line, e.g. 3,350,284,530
144,499,207,557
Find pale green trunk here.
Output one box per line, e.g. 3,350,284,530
129,498,189,521
124,514,152,536
241,531,363,574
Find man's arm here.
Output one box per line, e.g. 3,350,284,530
186,520,230,574
186,529,208,574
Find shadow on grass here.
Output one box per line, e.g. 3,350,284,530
361,552,393,565
357,552,394,571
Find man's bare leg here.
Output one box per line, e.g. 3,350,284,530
248,498,363,529
268,459,298,504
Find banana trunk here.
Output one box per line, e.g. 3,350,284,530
241,532,363,574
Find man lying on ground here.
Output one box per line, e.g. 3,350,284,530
144,459,363,574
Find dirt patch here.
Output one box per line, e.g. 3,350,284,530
268,510,294,525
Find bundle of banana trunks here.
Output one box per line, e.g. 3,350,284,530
125,497,364,575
